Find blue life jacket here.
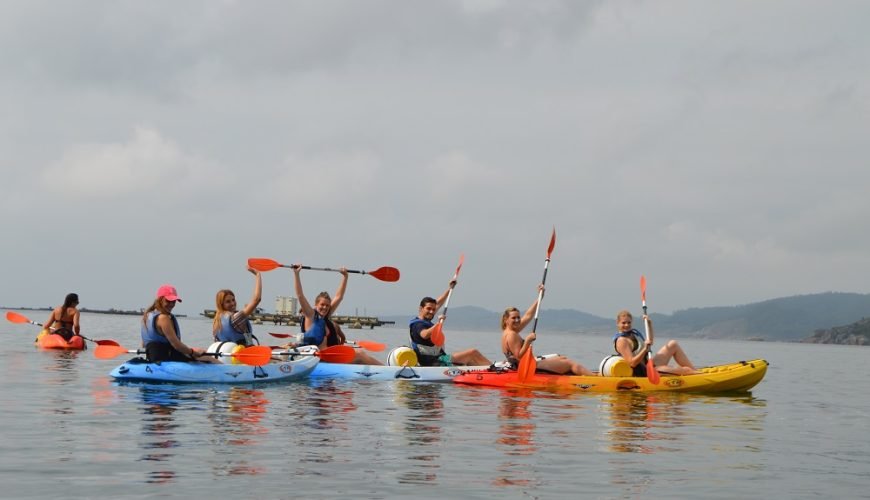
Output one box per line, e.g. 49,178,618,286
613,328,647,376
409,317,444,357
141,311,180,346
214,312,253,344
300,313,339,347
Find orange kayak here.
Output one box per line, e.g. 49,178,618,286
35,330,86,350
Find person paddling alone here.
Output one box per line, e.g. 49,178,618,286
141,285,217,363
44,293,81,341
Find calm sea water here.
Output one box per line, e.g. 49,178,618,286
1,311,867,499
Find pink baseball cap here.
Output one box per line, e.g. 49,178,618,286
156,284,182,302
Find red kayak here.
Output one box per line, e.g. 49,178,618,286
35,330,86,350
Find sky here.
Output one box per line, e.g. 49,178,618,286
1,0,868,319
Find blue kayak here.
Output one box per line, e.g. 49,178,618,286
309,362,491,381
109,355,318,384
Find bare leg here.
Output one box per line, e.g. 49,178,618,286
353,350,383,366
653,340,699,374
451,348,491,366
537,356,595,376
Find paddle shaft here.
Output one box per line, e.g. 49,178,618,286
530,260,550,334
267,263,374,276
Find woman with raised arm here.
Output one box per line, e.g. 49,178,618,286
502,285,593,375
293,265,382,365
213,267,262,347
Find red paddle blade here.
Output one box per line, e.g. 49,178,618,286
268,332,293,339
518,347,536,382
647,356,661,384
368,266,400,282
430,322,445,347
546,228,556,258
6,311,30,324
229,346,272,366
95,344,131,359
454,254,464,278
247,258,284,272
355,340,386,352
94,339,121,346
319,345,356,363
640,275,647,303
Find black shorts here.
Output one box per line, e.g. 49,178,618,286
145,343,191,363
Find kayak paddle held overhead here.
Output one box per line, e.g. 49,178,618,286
247,258,400,282
518,228,556,382
430,253,464,347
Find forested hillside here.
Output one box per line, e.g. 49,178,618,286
384,292,870,343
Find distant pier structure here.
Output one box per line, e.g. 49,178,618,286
201,296,394,329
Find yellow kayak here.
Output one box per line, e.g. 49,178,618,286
453,359,769,393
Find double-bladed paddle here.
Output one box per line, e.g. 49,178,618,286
267,332,385,352
640,276,661,384
430,254,464,347
94,343,273,366
518,229,556,382
272,344,356,364
5,311,119,346
247,258,400,282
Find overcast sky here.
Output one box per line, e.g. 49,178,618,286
1,0,868,319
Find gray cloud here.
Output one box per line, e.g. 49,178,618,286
1,1,868,320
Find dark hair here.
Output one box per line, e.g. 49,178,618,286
63,293,79,308
419,296,436,307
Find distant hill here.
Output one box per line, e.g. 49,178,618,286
802,317,870,345
384,292,870,343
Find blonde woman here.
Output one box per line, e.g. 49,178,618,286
501,285,593,376
213,267,262,346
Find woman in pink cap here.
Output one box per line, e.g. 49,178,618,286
140,284,218,363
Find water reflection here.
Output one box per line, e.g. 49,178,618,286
206,387,270,476
138,385,182,484
282,379,360,469
492,389,540,488
600,391,769,495
600,392,663,454
392,383,446,485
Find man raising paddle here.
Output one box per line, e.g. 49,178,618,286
410,279,490,367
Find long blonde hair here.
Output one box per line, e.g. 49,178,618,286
213,289,235,333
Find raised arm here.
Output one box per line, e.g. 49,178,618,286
434,279,456,310
240,267,262,318
293,266,314,320
329,268,349,315
518,285,544,331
